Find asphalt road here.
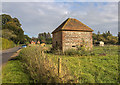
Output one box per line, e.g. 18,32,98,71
2,46,21,65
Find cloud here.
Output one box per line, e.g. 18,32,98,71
2,2,118,37
65,2,118,35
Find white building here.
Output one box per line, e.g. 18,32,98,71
95,41,104,46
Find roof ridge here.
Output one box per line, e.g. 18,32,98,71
79,21,93,31
72,18,94,31
52,18,93,34
62,18,71,29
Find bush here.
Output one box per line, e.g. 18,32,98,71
64,46,93,56
19,46,61,83
64,49,79,56
48,45,97,56
48,46,62,55
1,38,15,50
20,46,75,83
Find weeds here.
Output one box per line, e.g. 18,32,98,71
19,46,73,83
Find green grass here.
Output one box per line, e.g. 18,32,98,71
2,57,33,83
2,45,119,83
46,45,119,83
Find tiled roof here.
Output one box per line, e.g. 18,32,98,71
52,18,93,34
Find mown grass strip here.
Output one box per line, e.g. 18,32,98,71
2,56,33,83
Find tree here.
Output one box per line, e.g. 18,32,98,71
93,31,118,45
38,32,52,44
2,14,13,25
92,33,97,44
97,31,100,35
2,29,17,39
13,18,21,27
1,14,28,44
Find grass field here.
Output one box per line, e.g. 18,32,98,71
46,45,119,83
2,44,119,83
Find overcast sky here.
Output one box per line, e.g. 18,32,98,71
2,2,118,37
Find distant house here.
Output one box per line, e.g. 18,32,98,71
37,41,40,44
95,41,104,46
52,18,93,52
41,43,46,47
31,41,35,44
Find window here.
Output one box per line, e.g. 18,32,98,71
72,46,76,47
56,41,58,47
80,45,83,47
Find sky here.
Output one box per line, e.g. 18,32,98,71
2,1,118,37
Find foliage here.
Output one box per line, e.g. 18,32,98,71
1,38,15,50
49,44,94,56
2,56,33,83
24,35,31,45
63,47,93,56
93,31,118,44
19,46,74,83
19,46,60,83
38,32,52,44
64,49,79,56
1,14,31,44
2,29,17,39
48,44,62,55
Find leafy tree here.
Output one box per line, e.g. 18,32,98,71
24,35,31,42
13,18,21,27
93,31,118,45
38,32,52,44
1,14,30,44
46,38,52,44
97,31,100,35
2,14,13,25
2,29,17,39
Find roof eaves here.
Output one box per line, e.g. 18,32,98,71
52,18,70,34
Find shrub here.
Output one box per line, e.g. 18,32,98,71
64,49,79,56
63,46,93,56
1,38,15,50
48,45,98,56
20,46,62,83
48,46,62,55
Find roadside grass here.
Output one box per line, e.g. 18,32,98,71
19,46,73,83
2,56,33,83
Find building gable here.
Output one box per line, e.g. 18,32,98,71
52,18,93,34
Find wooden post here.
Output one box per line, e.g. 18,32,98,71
58,57,61,77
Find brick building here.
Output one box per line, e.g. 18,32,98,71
52,18,93,52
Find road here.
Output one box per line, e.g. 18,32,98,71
1,46,21,65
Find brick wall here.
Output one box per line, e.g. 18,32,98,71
52,31,62,50
52,31,93,52
62,31,92,51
